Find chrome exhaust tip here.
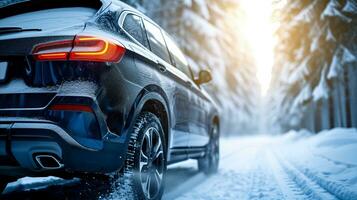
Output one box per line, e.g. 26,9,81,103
35,155,63,170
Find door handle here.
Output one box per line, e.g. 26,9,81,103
158,63,167,73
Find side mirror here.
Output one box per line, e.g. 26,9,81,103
195,69,212,85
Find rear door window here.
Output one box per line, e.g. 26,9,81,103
122,13,149,48
143,20,171,64
163,32,192,79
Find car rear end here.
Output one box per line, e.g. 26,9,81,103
0,0,127,176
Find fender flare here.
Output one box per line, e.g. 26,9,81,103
123,84,172,146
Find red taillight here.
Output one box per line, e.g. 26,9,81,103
49,104,93,113
33,36,126,62
70,36,125,62
33,40,73,61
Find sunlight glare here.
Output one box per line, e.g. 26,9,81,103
239,0,275,96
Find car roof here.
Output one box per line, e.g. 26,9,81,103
107,0,162,29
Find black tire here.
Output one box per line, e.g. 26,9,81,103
111,112,167,200
198,124,219,175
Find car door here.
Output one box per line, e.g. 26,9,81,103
142,19,191,149
187,83,211,147
162,33,210,148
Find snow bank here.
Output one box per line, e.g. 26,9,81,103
3,176,79,194
278,128,357,200
278,129,313,142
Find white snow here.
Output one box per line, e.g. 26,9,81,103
181,10,217,38
310,37,319,52
277,128,357,200
343,0,357,14
2,129,357,199
321,0,352,22
0,7,96,32
287,56,310,84
313,67,329,101
173,128,357,199
193,0,210,19
182,0,192,7
326,27,336,42
327,48,342,79
293,84,312,108
0,79,59,94
341,47,356,64
326,46,355,80
294,1,317,24
59,80,98,97
3,176,79,194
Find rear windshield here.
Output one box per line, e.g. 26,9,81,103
0,0,102,19
0,7,97,30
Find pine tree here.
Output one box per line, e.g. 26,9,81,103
269,0,357,133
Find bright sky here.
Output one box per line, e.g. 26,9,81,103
239,0,276,96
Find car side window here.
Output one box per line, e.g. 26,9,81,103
163,32,192,79
143,20,171,64
122,13,149,48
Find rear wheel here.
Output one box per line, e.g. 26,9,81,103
111,112,166,200
198,124,219,175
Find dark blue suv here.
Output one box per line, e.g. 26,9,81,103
0,0,220,199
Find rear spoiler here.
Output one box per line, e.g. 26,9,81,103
0,0,103,19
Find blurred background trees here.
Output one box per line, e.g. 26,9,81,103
268,0,357,133
123,0,261,136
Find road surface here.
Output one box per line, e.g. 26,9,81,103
2,131,357,200
164,137,341,200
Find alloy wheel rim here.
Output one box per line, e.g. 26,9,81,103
139,127,164,199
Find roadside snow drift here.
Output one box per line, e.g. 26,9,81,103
177,128,357,200
276,128,357,200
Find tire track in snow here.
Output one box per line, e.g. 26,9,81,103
175,145,284,200
163,140,251,200
282,153,357,200
163,140,245,200
267,150,317,200
245,151,283,200
173,146,260,200
273,150,339,200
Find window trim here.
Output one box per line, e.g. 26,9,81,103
118,10,149,50
142,19,173,65
118,10,194,80
119,11,172,65
163,33,193,80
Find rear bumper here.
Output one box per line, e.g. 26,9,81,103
0,120,126,177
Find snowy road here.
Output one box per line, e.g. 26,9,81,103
2,128,357,200
165,129,357,200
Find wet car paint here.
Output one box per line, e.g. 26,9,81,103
0,0,218,176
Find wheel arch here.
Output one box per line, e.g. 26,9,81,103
125,84,171,153
141,99,169,150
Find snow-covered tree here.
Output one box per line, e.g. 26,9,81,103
268,0,357,133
